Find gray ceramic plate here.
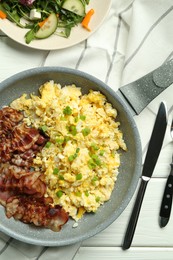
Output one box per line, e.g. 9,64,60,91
0,67,142,246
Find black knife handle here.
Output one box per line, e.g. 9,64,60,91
122,178,148,250
160,174,173,221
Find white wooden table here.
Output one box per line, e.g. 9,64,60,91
1,29,173,260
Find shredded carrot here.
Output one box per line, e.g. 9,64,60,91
38,17,48,27
0,10,7,19
38,14,59,27
82,9,95,31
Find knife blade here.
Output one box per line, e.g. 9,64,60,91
122,102,167,250
159,118,173,227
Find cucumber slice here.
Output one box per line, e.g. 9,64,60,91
62,0,85,16
35,13,58,39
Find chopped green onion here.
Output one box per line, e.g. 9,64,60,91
82,127,91,136
63,106,72,115
75,191,81,197
45,141,51,148
67,125,77,136
91,143,99,150
80,115,86,121
64,136,71,142
88,159,96,169
59,175,64,180
89,154,102,167
99,150,105,156
56,190,63,198
76,173,82,180
71,125,77,136
74,116,79,123
95,159,101,166
74,153,78,158
40,125,47,132
91,154,101,166
60,116,67,121
92,176,98,182
85,190,89,197
91,176,99,185
95,196,100,202
68,155,74,162
68,153,77,162
53,168,59,175
89,152,93,157
76,148,80,153
56,138,64,145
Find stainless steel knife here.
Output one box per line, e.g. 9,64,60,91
122,102,167,250
159,118,173,227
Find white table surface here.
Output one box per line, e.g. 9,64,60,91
1,2,173,258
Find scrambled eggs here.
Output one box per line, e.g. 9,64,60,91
11,81,127,221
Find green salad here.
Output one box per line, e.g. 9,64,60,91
0,0,91,44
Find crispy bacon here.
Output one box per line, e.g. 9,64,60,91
0,137,12,162
0,190,15,206
0,108,48,164
0,163,46,198
0,107,23,136
11,151,36,167
6,196,69,232
12,123,41,152
0,106,69,232
0,107,24,162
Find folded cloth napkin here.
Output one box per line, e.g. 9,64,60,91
1,0,173,259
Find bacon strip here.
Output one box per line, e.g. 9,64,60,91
6,196,69,232
0,107,69,232
12,123,41,152
0,107,48,163
0,107,23,136
0,163,46,198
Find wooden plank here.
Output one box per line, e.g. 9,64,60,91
82,179,173,247
74,247,173,260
